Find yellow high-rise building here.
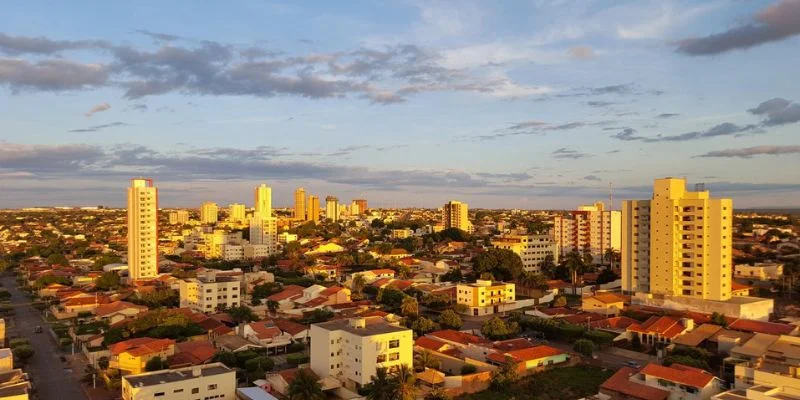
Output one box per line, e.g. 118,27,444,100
325,196,339,222
442,200,472,232
254,183,272,219
127,178,158,281
622,178,733,301
307,195,320,224
227,203,246,223
294,187,306,220
200,201,219,224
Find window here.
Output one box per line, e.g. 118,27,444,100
192,388,200,394
208,384,217,390
174,389,184,393
389,352,400,361
377,354,387,363
389,339,400,348
154,393,165,397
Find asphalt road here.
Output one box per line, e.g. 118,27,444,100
3,275,88,400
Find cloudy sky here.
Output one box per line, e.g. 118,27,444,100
1,0,799,209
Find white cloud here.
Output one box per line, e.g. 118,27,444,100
616,1,722,40
84,102,111,117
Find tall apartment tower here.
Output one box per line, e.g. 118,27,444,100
200,201,219,224
254,184,272,219
553,201,621,263
353,199,368,214
127,178,158,281
228,203,246,223
250,183,277,255
350,200,360,216
621,178,733,301
294,187,306,220
442,200,472,232
168,210,189,225
325,196,339,222
307,195,320,224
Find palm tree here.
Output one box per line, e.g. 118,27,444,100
396,364,417,400
540,254,556,279
564,250,585,295
367,368,398,400
401,296,419,318
287,368,325,400
414,350,440,372
603,248,621,269
519,272,547,291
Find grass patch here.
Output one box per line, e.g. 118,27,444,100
458,365,615,400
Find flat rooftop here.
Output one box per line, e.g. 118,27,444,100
314,318,410,337
124,363,232,387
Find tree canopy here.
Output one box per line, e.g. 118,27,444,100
472,248,524,281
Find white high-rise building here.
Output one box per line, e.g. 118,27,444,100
250,183,277,256
168,210,189,225
442,200,472,232
553,201,621,263
127,178,158,281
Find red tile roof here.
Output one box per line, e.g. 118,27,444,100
487,345,563,364
268,285,305,301
368,269,396,276
319,286,345,296
415,337,449,352
247,320,284,340
110,337,175,357
628,316,686,339
590,316,638,330
600,367,669,400
169,340,216,366
94,301,147,317
728,319,795,335
428,330,489,346
278,368,319,385
273,318,308,336
493,338,534,352
641,363,715,388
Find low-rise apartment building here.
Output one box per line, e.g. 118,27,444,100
456,280,515,316
179,271,240,313
310,317,413,391
734,263,784,281
491,234,558,273
121,363,235,400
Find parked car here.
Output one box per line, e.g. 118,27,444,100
626,361,641,368
34,325,42,333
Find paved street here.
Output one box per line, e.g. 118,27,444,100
3,275,88,400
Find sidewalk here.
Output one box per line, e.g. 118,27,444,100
65,353,117,400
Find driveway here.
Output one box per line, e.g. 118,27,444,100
3,275,89,400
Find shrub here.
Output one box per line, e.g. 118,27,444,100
286,353,310,366
9,338,29,349
12,345,34,361
59,337,74,347
573,339,595,358
287,342,306,353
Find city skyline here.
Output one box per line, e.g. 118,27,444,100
2,0,800,208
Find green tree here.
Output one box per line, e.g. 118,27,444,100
212,351,238,368
710,312,728,327
573,339,595,357
351,274,366,300
460,364,477,375
519,272,548,290
366,368,397,400
490,355,519,390
472,248,524,281
377,288,405,311
46,253,68,266
563,249,587,294
144,356,167,372
227,305,258,324
424,387,452,400
287,368,325,400
12,345,34,362
481,317,520,340
438,309,462,330
411,317,439,335
395,364,417,400
401,296,419,318
414,350,441,372
95,271,121,290
267,300,280,313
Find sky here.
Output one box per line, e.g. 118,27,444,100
1,0,799,209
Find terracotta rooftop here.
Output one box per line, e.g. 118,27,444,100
268,285,305,302
640,363,715,388
728,319,795,336
428,330,489,346
273,318,307,336
487,345,564,364
600,367,669,400
589,293,626,304
110,337,175,357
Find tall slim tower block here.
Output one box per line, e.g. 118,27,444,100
294,187,306,220
325,196,339,222
250,183,277,255
307,195,320,224
127,178,158,281
254,184,272,219
353,199,368,215
622,178,733,301
228,203,246,223
442,201,472,232
200,201,219,224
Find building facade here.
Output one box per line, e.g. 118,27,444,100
456,280,515,316
552,201,620,263
491,234,558,273
310,317,413,391
442,201,472,232
179,272,240,313
168,210,189,225
227,203,246,223
325,196,339,223
622,178,733,302
121,363,235,400
200,201,219,224
294,187,306,220
353,199,368,215
127,178,158,281
250,183,277,256
307,195,320,224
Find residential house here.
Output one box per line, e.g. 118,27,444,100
581,293,625,316
121,363,235,400
627,316,693,346
241,320,293,354
110,337,176,375
94,301,148,325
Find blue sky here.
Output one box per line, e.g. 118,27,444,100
1,0,799,209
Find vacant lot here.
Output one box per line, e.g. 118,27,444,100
458,365,616,400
